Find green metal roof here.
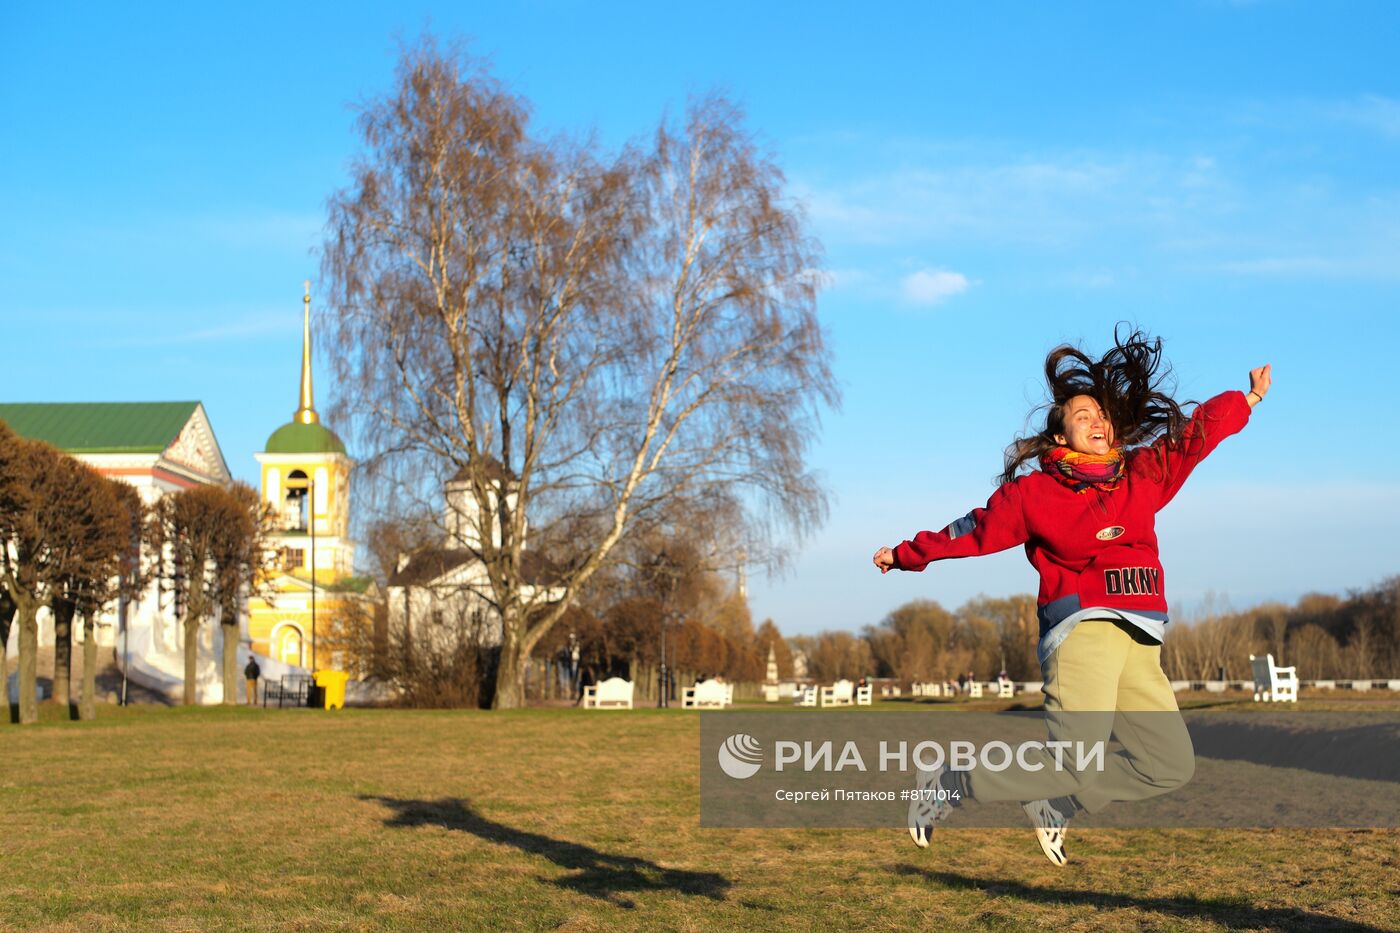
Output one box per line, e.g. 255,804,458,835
0,401,200,453
265,420,346,454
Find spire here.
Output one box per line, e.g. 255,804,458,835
295,280,319,425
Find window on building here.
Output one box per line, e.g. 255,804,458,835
281,547,305,571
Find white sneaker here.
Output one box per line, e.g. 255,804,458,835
906,765,957,848
1021,798,1070,866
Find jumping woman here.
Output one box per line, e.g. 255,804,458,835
872,329,1271,865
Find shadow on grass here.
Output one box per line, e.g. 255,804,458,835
895,866,1391,932
363,795,730,909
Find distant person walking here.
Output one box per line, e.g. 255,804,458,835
873,328,1270,865
244,656,261,705
575,666,595,706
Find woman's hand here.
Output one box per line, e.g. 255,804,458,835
1247,364,1272,408
873,547,895,574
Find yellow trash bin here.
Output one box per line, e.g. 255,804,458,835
314,670,349,710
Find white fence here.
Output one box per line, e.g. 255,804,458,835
1167,679,1399,693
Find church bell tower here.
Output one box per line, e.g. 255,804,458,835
254,283,355,581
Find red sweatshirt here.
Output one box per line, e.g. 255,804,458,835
892,391,1252,646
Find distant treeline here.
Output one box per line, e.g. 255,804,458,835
1161,577,1400,681
478,577,1400,703
789,579,1400,684
792,595,1041,684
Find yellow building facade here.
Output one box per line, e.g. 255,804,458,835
246,286,365,672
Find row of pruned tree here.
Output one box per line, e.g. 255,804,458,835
0,421,271,724
0,422,142,723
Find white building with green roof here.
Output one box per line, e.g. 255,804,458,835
0,399,245,702
1,286,366,701
0,400,232,494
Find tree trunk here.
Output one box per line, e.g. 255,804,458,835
492,615,526,709
1,593,15,723
17,596,39,725
52,598,74,715
221,619,239,706
183,615,200,706
79,616,99,721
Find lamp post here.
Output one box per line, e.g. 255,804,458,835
285,472,318,695
658,615,669,709
120,594,129,706
309,477,317,675
567,631,579,697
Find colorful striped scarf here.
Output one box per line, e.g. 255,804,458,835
1040,446,1126,493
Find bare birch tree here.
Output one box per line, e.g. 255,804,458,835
322,42,836,708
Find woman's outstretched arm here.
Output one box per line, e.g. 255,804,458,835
874,479,1030,574
1148,363,1271,507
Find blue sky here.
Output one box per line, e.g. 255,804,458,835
3,2,1398,635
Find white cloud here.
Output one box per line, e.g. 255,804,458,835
1327,94,1400,140
795,126,1400,285
899,269,970,306
799,151,1225,251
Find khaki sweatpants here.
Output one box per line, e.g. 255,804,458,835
968,620,1194,813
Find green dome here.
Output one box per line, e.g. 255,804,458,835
264,421,346,454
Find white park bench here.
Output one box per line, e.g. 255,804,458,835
968,681,983,699
582,676,634,709
820,679,855,707
856,684,873,706
997,678,1014,699
1250,654,1298,702
795,685,817,707
682,679,733,709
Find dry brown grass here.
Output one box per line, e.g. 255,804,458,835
0,701,1395,931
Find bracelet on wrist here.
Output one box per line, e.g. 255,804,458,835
1247,390,1262,402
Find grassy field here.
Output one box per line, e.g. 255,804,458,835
1,699,1397,932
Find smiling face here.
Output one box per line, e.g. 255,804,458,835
1054,394,1115,455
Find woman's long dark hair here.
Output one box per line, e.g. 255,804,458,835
1000,326,1193,485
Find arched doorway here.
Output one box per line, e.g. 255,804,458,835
270,622,305,668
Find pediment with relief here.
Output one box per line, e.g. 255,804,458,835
161,405,232,483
